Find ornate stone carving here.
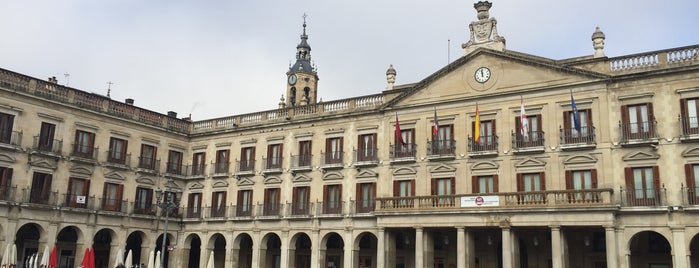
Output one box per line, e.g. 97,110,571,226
462,1,506,54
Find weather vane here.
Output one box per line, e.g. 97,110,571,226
107,81,114,98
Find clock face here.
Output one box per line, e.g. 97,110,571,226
474,67,491,83
288,74,297,85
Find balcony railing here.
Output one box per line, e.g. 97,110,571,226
468,136,498,156
261,203,281,217
621,186,666,207
375,189,614,212
619,121,658,143
204,205,229,218
0,130,22,147
512,131,545,150
427,140,456,158
0,185,17,201
390,143,417,161
212,162,230,176
99,198,127,213
132,203,157,216
560,126,596,147
137,157,160,172
235,204,254,217
72,144,98,160
682,185,699,206
680,116,699,141
288,201,312,216
319,201,344,215
235,160,255,175
185,206,202,219
106,151,130,167
321,151,343,168
165,162,188,176
263,156,283,173
353,199,375,214
290,155,312,171
32,136,62,154
62,194,92,209
354,148,378,166
190,163,206,177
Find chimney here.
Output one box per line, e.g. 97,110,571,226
167,111,178,118
48,76,58,84
125,98,134,105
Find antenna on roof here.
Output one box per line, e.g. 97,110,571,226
447,39,451,64
107,81,114,98
63,73,70,86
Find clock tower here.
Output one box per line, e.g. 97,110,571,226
285,15,319,107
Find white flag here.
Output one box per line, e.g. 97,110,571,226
520,97,529,139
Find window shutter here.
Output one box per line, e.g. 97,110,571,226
591,169,598,188
539,172,546,191
471,121,475,138
393,181,399,196
620,105,629,126
515,117,522,138
74,130,80,144
647,102,654,121
264,189,269,205
356,183,361,201
305,187,310,203
536,115,543,132
585,109,593,127
339,137,344,153
565,170,573,190
325,138,331,153
338,184,343,201
686,164,696,190
250,147,256,161
516,173,524,192
431,178,437,195
493,175,499,193
410,180,415,196
653,166,660,191
563,111,571,129
624,167,633,190
471,176,478,194
237,190,244,206
323,185,328,202
450,177,455,195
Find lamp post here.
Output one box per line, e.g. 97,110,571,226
155,177,179,268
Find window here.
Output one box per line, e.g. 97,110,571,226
108,137,128,164
292,186,310,215
187,193,202,218
620,103,654,139
393,179,415,208
139,144,157,170
134,187,153,214
0,167,13,200
431,177,455,206
192,152,206,176
472,175,498,193
215,149,230,174
267,144,283,169
625,166,659,206
211,191,227,217
681,98,699,135
298,140,312,167
432,125,455,155
323,184,342,214
74,130,96,158
394,129,416,158
358,134,377,161
102,182,123,211
38,122,56,151
67,177,90,208
30,172,52,204
563,109,593,143
515,115,543,146
325,137,343,164
240,147,255,172
565,170,598,202
264,188,280,216
516,172,546,203
0,112,14,144
237,190,253,216
356,182,375,213
473,120,496,145
167,150,183,174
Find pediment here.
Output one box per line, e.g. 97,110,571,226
69,165,94,176
357,169,377,178
0,153,16,163
188,182,205,190
471,161,499,171
622,150,660,161
514,157,547,168
212,180,229,188
28,158,57,170
323,171,344,181
135,177,155,186
103,171,125,181
562,154,598,165
392,167,417,176
263,177,282,185
383,49,606,109
682,146,699,158
429,164,456,173
237,178,255,186
292,174,312,183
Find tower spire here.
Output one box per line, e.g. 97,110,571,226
285,14,319,107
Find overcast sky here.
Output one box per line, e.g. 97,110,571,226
1,1,698,120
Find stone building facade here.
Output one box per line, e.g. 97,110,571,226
1,2,699,268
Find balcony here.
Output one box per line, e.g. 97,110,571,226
619,121,658,146
682,185,699,206
98,198,127,213
235,204,254,218
679,116,699,142
259,203,282,218
354,148,378,167
621,186,666,207
320,151,343,170
165,162,188,178
512,131,545,153
132,203,157,216
211,162,230,177
0,185,17,201
104,151,130,170
203,205,229,219
71,144,98,163
184,206,203,219
427,140,456,160
375,189,614,213
290,155,313,173
32,136,62,156
390,143,417,163
287,201,312,217
262,156,283,175
62,194,92,209
235,160,255,176
559,126,596,150
318,201,344,216
0,130,22,151
353,199,375,214
136,157,160,174
468,136,498,157
189,163,206,178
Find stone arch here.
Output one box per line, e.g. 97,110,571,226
183,233,202,268
260,232,282,268
125,231,147,266
232,232,253,268
626,230,672,268
353,231,378,268
14,223,45,266
93,228,118,268
689,233,699,268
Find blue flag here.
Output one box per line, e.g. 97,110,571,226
571,90,581,132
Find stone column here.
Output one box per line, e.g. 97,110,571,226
252,231,261,268
226,231,235,268
415,227,424,268
672,227,688,268
377,228,385,268
457,227,465,268
501,227,512,268
604,226,618,268
200,247,209,268
311,230,320,268
465,229,475,268
280,230,290,268
550,226,563,268
344,229,353,268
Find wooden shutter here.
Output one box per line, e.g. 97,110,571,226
431,178,437,195
624,167,633,190
237,190,244,206
516,173,524,192
410,180,415,196
450,177,455,195
471,176,478,193
515,117,522,138
584,109,593,127
356,183,361,202
323,185,328,203
647,102,654,121
539,172,546,191
620,105,629,127
339,137,344,153
591,169,598,188
493,175,499,193
565,170,573,190
393,181,399,197
536,115,543,132
563,111,571,130
471,121,475,138
686,164,696,190
652,166,660,191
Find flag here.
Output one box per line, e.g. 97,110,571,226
432,108,439,141
474,103,481,142
570,90,581,133
520,97,529,139
395,113,405,145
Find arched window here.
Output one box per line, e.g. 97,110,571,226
290,87,296,106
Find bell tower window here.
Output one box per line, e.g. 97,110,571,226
290,87,297,106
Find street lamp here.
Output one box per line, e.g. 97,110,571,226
155,177,179,268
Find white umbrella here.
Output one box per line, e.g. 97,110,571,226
32,253,38,268
1,243,9,266
206,251,214,268
113,249,123,268
124,250,132,268
153,251,160,268
39,246,49,267
10,244,16,266
146,251,154,268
